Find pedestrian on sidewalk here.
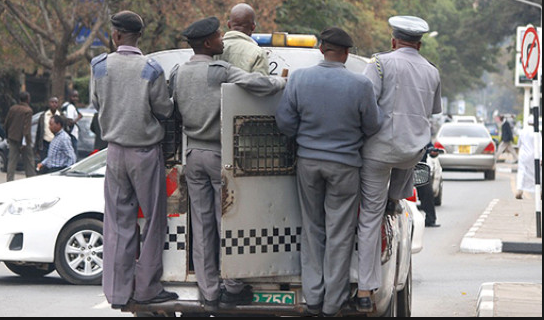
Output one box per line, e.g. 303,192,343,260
515,116,542,199
3,91,36,182
36,115,76,174
495,115,518,163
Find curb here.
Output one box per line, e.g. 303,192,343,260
477,283,495,317
460,199,543,254
460,199,502,254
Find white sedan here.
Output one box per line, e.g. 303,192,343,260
0,149,107,285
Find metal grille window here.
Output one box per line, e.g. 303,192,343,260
233,116,296,177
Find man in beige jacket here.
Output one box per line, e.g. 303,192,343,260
215,3,269,75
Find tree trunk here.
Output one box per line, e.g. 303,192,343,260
51,64,67,103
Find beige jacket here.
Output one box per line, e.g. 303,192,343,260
215,31,269,76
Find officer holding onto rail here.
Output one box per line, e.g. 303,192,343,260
170,17,285,311
356,16,442,312
91,11,177,309
276,27,383,317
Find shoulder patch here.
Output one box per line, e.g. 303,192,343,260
91,53,108,79
142,58,165,82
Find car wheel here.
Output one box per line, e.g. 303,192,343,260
484,170,496,181
54,219,103,285
434,179,443,206
3,262,55,278
396,260,412,317
0,151,6,173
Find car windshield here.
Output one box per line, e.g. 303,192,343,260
439,125,489,138
61,149,107,177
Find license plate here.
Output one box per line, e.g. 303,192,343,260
458,145,471,154
253,292,296,305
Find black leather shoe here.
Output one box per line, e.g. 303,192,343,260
219,286,253,308
425,223,441,228
133,290,179,305
306,302,323,316
203,298,219,312
355,296,373,313
111,304,125,310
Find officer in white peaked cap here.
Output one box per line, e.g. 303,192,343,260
356,15,442,313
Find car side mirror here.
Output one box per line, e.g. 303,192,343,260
413,162,431,187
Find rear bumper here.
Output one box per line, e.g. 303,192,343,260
439,154,495,171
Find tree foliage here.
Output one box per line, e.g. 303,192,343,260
0,0,542,111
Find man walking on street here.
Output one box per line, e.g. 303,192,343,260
35,97,61,162
91,10,177,309
170,17,285,310
4,91,36,182
276,27,383,317
357,16,442,312
215,3,269,75
36,115,76,174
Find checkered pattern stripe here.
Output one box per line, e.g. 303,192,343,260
221,227,302,256
164,225,187,251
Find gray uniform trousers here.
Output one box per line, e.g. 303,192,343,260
103,143,167,305
185,149,244,301
357,154,421,291
297,158,359,315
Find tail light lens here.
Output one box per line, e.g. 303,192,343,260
406,188,418,203
434,141,445,151
483,142,496,154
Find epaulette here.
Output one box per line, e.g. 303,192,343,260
91,53,107,67
142,58,165,82
91,53,108,79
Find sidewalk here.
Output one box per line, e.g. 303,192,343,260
462,163,542,317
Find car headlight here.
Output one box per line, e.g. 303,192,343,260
2,198,60,216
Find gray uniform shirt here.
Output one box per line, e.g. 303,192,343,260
362,47,442,163
91,47,173,147
170,54,285,152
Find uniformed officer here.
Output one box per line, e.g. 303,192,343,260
276,27,383,317
91,10,177,309
356,16,442,312
169,17,285,310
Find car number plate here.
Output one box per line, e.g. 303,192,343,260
253,292,296,305
458,145,471,154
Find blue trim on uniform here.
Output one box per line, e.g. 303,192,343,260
141,58,164,82
91,53,108,79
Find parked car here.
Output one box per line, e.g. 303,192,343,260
426,148,444,206
434,123,497,180
0,149,107,284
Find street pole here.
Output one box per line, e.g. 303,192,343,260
531,79,541,238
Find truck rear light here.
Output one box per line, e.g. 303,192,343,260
406,188,418,203
483,142,496,154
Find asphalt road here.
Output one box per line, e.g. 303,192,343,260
412,169,542,317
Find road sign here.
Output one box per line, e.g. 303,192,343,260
520,26,541,80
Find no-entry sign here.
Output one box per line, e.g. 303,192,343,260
520,26,541,80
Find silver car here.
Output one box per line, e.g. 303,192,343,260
435,123,496,180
